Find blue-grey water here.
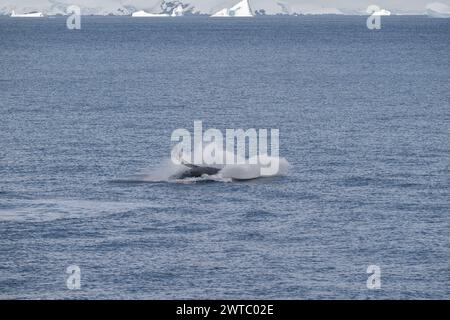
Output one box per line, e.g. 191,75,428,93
0,16,449,299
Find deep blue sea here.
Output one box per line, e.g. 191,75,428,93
0,16,449,299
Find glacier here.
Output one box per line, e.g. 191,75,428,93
0,0,441,16
426,2,450,18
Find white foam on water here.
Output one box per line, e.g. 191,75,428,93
0,199,156,222
119,153,290,183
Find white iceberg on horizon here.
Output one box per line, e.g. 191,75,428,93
11,10,44,17
131,10,169,17
211,0,254,17
373,9,391,16
426,2,450,18
211,8,229,17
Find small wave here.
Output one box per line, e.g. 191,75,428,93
0,199,156,222
171,175,233,184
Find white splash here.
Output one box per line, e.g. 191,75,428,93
116,146,290,183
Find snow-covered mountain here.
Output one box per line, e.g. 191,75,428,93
0,0,435,16
426,2,450,17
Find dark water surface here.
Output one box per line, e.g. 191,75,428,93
0,16,449,299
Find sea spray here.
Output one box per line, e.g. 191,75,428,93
171,121,280,175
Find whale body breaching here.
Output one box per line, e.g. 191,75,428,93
175,161,221,179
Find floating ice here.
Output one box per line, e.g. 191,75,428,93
10,10,44,17
211,0,254,17
131,10,169,17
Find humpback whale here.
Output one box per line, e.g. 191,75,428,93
175,161,221,179
174,161,267,181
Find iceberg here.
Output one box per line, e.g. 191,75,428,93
426,2,450,18
131,10,169,17
211,8,229,17
372,9,391,16
211,0,254,17
10,10,44,17
211,7,230,16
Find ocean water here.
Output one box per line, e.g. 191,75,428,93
0,16,449,299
